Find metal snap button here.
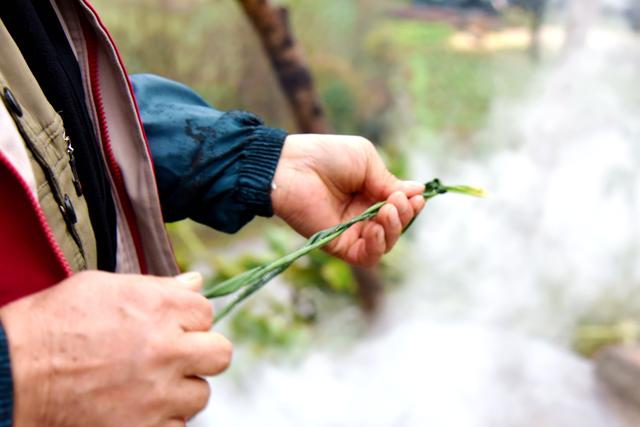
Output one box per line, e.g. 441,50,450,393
3,87,23,117
62,194,78,224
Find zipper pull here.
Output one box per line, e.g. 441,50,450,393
64,132,83,197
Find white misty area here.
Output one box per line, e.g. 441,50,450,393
191,24,640,427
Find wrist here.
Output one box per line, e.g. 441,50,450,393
271,136,298,219
235,126,287,219
0,299,54,426
271,164,286,219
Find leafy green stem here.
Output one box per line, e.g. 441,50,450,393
205,179,484,324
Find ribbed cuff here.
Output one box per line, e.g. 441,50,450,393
236,127,287,218
0,324,13,427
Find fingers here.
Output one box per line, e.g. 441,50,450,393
180,332,233,377
363,223,386,261
373,191,419,251
346,222,385,267
376,204,402,251
409,194,426,215
338,189,427,266
364,150,424,201
401,180,426,197
169,376,211,421
385,191,414,228
156,273,214,332
174,272,203,292
353,137,412,201
166,332,231,421
177,296,214,332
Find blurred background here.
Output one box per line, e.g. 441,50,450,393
92,0,640,425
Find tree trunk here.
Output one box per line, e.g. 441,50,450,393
529,0,548,61
236,0,329,133
237,0,384,315
564,0,600,52
596,345,640,409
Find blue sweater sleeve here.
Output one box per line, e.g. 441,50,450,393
0,325,12,427
131,74,287,233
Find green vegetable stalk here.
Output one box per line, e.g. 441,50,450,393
204,179,485,324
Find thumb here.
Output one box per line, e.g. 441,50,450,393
174,271,203,292
363,146,424,200
367,167,424,201
398,180,426,197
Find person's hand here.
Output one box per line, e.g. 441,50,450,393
272,134,426,267
0,271,231,427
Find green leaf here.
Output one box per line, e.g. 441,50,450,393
321,259,356,294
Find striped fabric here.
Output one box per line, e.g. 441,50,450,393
0,325,12,426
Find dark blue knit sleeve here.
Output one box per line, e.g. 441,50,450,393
0,325,13,427
131,74,287,233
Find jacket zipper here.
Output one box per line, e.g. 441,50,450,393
0,152,73,276
64,132,83,197
85,30,148,273
9,117,87,265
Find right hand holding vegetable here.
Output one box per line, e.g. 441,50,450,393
272,134,426,267
0,271,231,427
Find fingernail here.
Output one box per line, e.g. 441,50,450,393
175,271,202,286
403,181,425,193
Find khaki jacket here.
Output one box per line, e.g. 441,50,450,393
0,0,178,305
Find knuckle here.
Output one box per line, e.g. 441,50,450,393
396,198,411,216
195,296,214,325
155,287,177,308
146,334,178,365
71,270,92,281
356,136,375,153
389,190,404,203
324,239,344,258
145,336,165,361
355,135,373,146
67,270,107,289
182,295,214,331
346,135,372,151
353,135,373,147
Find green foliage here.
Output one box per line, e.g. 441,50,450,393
229,303,311,355
573,320,639,358
207,228,358,302
322,79,358,135
367,20,533,141
288,250,358,296
383,21,455,47
568,285,640,357
207,228,356,352
379,144,410,179
267,228,358,296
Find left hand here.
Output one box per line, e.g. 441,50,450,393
272,134,426,267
